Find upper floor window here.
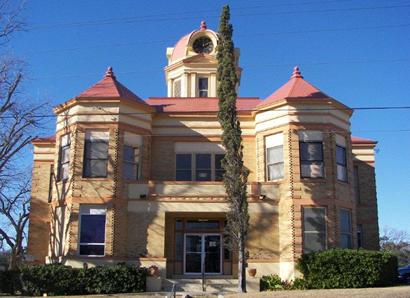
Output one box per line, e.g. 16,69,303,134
173,79,181,97
299,131,324,178
58,134,70,181
79,205,106,256
123,133,143,180
302,207,327,253
176,153,224,181
83,131,109,178
198,77,208,97
265,133,284,181
340,209,353,248
336,145,347,182
335,135,347,182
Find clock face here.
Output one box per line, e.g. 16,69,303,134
192,36,214,54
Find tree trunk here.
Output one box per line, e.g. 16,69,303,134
237,232,247,292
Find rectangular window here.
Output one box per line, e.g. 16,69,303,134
58,134,70,181
357,224,363,248
336,145,347,182
83,131,109,178
198,77,208,97
353,165,360,203
79,205,106,256
300,142,324,178
340,209,352,248
265,133,284,181
215,154,224,181
123,145,141,180
173,79,181,97
196,153,211,181
176,154,192,181
302,207,327,253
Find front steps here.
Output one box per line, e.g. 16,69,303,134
163,278,238,295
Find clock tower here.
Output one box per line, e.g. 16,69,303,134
165,21,241,97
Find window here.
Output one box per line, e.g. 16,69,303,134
123,145,142,180
340,209,352,248
353,165,360,203
58,134,70,181
176,154,192,181
198,77,208,97
300,141,324,178
173,79,181,97
83,131,109,178
79,205,106,256
215,154,224,181
265,133,284,180
302,207,327,253
196,154,211,181
175,153,225,181
357,224,363,248
336,145,347,182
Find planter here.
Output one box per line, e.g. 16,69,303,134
146,275,162,292
248,268,257,277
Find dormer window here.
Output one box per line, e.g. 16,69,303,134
173,79,181,97
198,77,208,97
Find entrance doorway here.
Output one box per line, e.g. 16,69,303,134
184,233,222,274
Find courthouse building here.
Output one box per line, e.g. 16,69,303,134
27,22,379,281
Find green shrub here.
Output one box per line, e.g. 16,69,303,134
296,249,398,289
0,263,147,296
291,277,308,290
260,274,284,291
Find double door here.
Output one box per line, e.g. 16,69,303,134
184,233,222,275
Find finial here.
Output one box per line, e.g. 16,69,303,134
105,66,115,78
291,66,303,79
200,21,207,30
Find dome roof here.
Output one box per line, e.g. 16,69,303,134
169,21,217,63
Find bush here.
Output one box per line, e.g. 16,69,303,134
0,263,147,296
260,274,283,291
297,249,398,289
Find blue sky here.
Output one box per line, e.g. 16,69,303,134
9,0,410,233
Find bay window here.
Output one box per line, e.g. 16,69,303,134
302,207,327,253
123,133,143,180
83,131,109,178
299,131,324,178
265,133,284,181
79,205,106,256
58,134,70,181
335,135,347,182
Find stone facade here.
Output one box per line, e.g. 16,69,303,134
27,22,379,281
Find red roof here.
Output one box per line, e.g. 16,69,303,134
351,136,377,144
258,67,330,107
146,97,261,113
77,67,147,106
32,135,56,143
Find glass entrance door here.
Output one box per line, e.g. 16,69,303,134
184,234,222,274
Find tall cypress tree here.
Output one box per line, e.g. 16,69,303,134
217,5,249,293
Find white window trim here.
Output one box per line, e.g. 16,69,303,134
78,205,107,257
265,133,284,182
197,77,209,97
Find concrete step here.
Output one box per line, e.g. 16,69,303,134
164,278,238,294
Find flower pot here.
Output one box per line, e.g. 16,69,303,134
248,268,257,277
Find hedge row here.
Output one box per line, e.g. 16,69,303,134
261,249,398,291
0,263,147,296
297,249,398,289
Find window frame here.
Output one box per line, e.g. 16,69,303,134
302,206,327,254
78,206,106,257
57,134,71,181
299,140,324,178
336,145,348,182
266,145,284,181
339,208,353,249
198,77,209,97
83,132,109,178
175,152,225,181
123,144,142,181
